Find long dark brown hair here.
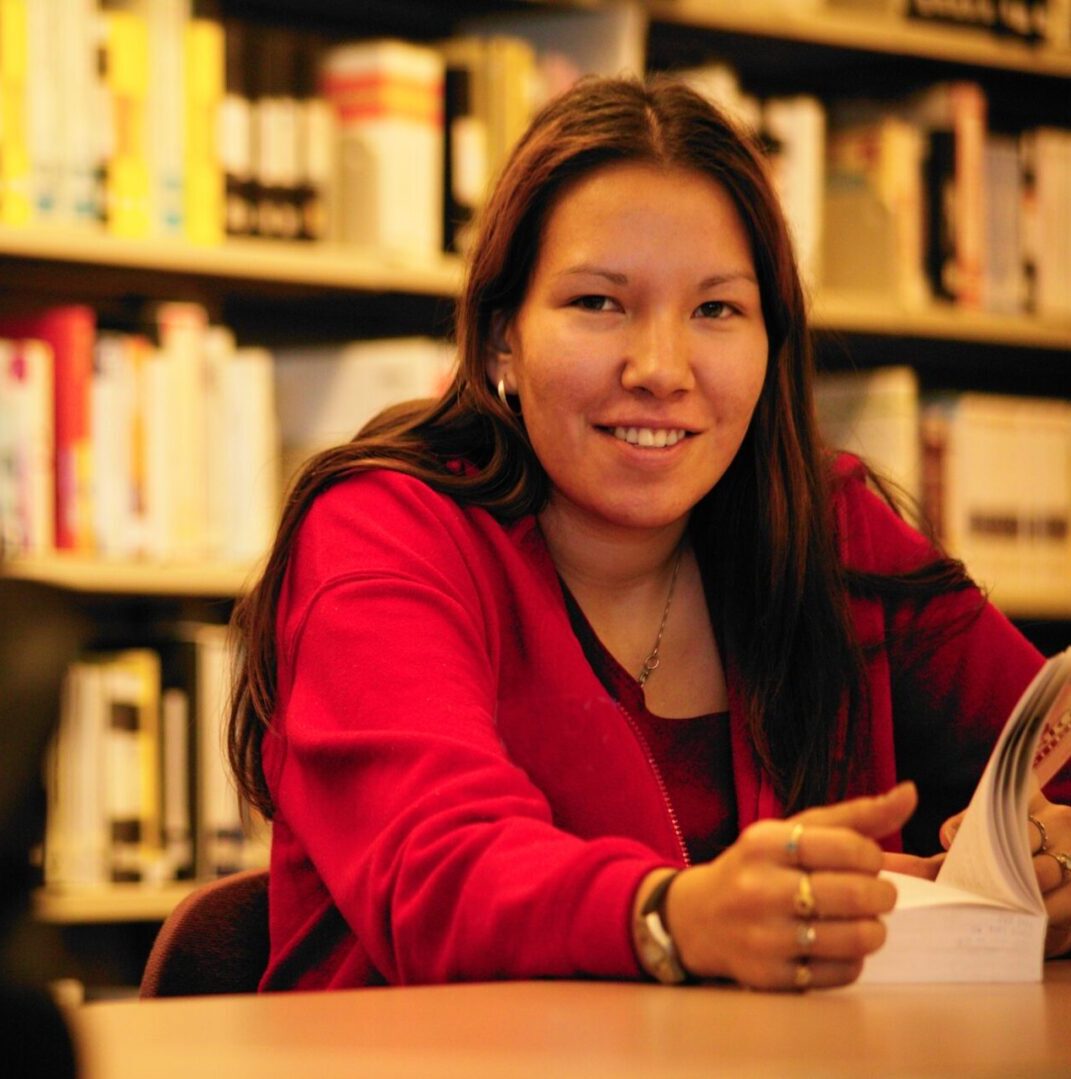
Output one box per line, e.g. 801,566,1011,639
228,75,972,819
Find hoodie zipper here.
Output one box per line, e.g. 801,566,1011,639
613,698,690,867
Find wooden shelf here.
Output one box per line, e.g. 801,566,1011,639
0,225,1067,350
34,882,196,924
0,224,465,296
811,291,1071,349
4,554,259,597
645,1,1071,76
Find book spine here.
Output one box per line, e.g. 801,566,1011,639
55,0,99,223
219,18,256,237
161,686,193,879
183,17,225,244
145,0,188,236
100,10,152,238
23,0,61,221
0,0,32,224
321,40,445,256
0,337,54,553
152,302,209,560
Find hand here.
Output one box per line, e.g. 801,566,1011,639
638,781,917,991
940,793,1071,958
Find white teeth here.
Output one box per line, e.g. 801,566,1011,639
611,426,687,447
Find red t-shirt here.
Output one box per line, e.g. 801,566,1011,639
561,586,737,864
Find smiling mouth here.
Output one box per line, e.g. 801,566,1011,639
596,425,691,448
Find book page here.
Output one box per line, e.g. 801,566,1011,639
936,649,1071,910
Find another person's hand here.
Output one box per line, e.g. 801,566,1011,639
940,793,1071,958
636,781,917,991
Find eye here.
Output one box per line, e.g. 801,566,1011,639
693,300,734,319
571,295,622,313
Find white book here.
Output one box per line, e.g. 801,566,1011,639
160,686,193,880
54,0,100,223
0,337,54,554
154,302,209,560
676,62,762,143
194,623,258,877
221,346,280,564
1029,128,1069,320
321,40,445,257
142,343,173,559
145,0,189,235
764,95,826,290
862,647,1071,983
273,336,454,483
45,661,109,887
982,133,1025,315
91,333,140,560
814,366,920,508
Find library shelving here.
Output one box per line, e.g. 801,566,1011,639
6,0,1069,993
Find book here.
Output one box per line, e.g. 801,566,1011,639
320,38,446,257
764,95,826,290
862,646,1071,983
814,365,921,509
0,0,32,225
921,392,1071,615
0,305,95,551
100,8,152,238
461,1,647,99
183,17,225,245
273,336,454,485
824,109,927,307
143,0,189,236
0,337,53,554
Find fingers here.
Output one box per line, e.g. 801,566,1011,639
793,781,918,841
790,868,897,920
939,810,965,850
882,851,944,880
1036,851,1071,895
746,958,865,993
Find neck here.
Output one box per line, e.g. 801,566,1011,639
538,497,688,596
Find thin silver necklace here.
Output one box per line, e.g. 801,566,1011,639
637,546,684,687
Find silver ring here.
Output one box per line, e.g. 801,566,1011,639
786,822,804,866
796,922,817,952
1028,815,1049,854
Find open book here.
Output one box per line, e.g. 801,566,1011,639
862,646,1071,983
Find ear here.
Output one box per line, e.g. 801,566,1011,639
485,311,516,392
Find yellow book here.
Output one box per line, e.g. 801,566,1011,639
102,10,151,236
0,0,31,224
184,18,224,244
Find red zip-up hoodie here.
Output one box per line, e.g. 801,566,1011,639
259,457,1045,990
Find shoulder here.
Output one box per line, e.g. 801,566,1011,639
827,452,938,576
287,466,540,598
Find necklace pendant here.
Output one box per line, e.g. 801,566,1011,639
637,652,660,686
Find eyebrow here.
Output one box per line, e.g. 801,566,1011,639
558,264,759,289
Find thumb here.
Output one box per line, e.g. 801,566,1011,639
939,809,966,851
795,781,918,840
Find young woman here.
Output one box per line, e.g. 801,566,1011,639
228,77,1071,992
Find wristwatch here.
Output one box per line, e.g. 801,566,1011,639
635,870,690,985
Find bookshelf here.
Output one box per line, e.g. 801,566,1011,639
644,1,1071,76
5,0,1069,992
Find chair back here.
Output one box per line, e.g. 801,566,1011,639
140,868,270,997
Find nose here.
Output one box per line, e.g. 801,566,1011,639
620,314,695,398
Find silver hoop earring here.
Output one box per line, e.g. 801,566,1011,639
497,378,509,406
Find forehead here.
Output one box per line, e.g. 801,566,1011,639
535,161,752,269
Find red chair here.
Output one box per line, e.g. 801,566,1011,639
140,868,270,997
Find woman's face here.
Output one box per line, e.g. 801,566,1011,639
492,162,769,539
